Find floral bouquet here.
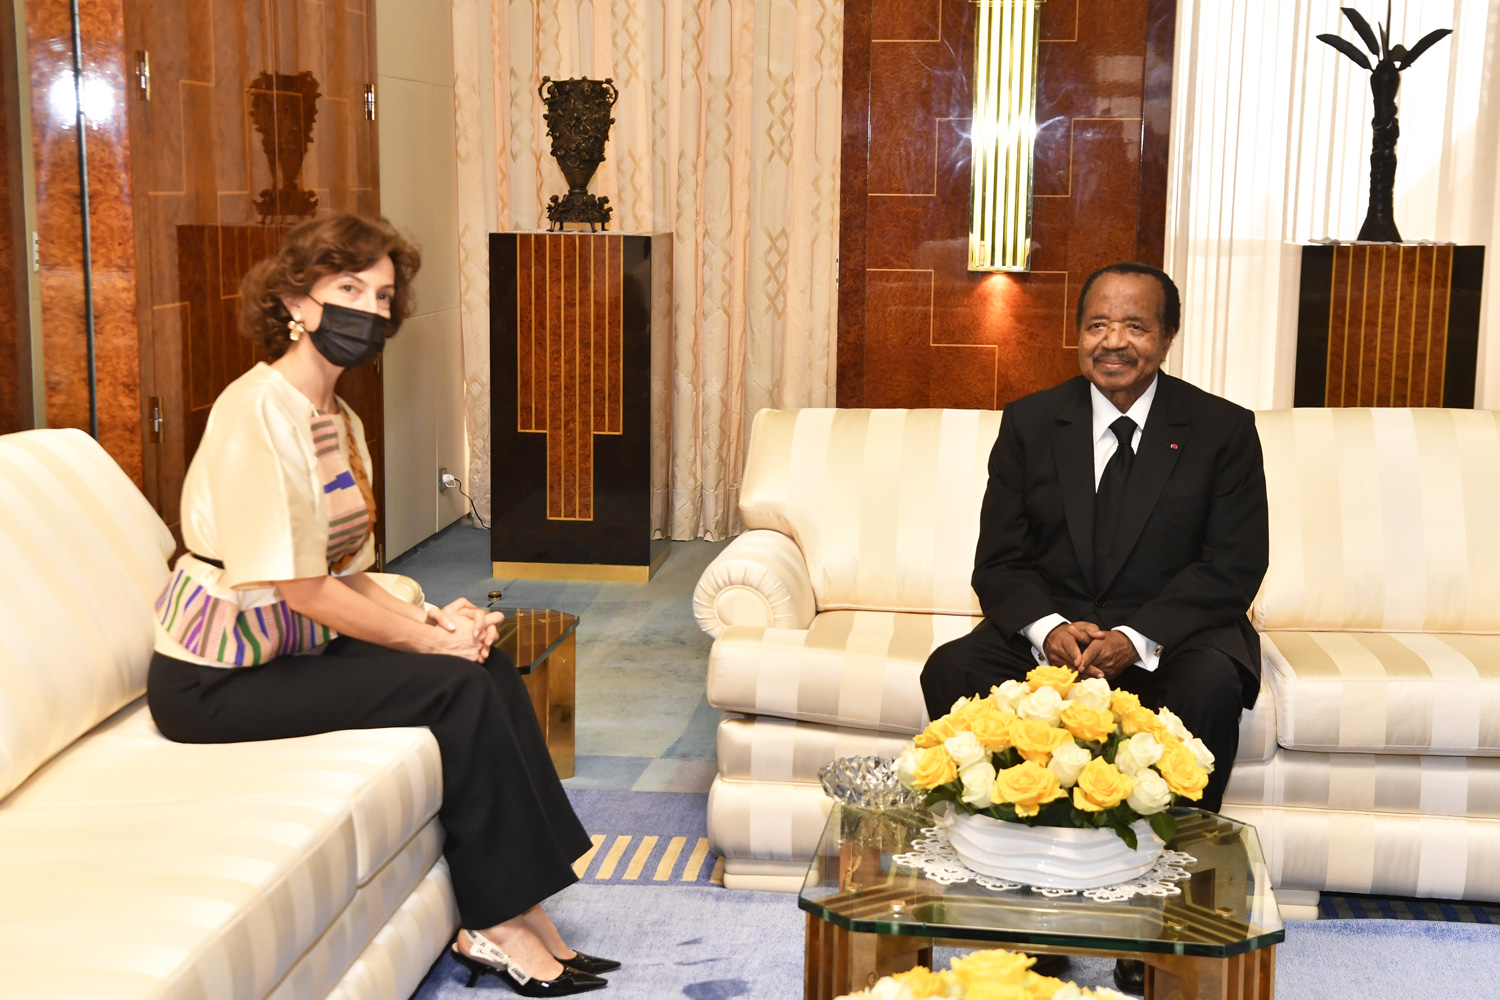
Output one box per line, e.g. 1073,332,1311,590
834,948,1132,1000
895,666,1215,848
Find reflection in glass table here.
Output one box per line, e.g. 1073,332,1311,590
799,805,1283,1000
491,608,579,778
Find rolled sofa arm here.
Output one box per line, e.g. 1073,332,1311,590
693,529,816,637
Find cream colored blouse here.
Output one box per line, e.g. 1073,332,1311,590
153,363,375,667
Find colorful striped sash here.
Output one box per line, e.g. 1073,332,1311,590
155,567,335,666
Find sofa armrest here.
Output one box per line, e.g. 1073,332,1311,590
693,529,815,637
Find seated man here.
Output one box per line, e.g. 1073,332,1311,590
920,262,1268,816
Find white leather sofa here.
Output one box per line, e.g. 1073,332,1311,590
694,407,1500,904
0,429,457,1000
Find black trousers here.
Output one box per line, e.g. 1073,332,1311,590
147,637,592,928
920,620,1243,811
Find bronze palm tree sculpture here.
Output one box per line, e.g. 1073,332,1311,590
1317,2,1451,242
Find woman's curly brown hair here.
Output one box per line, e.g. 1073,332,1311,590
240,213,422,359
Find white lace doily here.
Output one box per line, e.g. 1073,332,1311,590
892,825,1197,902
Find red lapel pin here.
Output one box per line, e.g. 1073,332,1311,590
1170,443,1179,449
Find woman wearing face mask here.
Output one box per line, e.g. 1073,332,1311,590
145,213,613,996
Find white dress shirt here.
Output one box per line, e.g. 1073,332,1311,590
1019,377,1164,672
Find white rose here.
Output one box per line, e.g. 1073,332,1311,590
958,760,997,807
1016,686,1067,725
1088,989,1134,1000
1049,985,1084,1000
991,679,1030,712
1113,732,1164,776
869,978,917,1000
833,992,871,1000
949,695,975,716
894,744,922,790
944,731,987,769
1186,736,1216,773
1126,767,1173,815
1047,741,1092,787
1156,706,1191,742
1070,676,1112,710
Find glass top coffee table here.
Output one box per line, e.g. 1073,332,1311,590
492,608,579,778
799,805,1283,1000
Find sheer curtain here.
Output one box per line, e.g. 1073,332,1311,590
450,0,843,539
1163,0,1500,408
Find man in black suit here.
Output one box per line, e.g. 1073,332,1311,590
920,262,1268,815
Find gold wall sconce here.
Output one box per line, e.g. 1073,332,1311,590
969,0,1043,272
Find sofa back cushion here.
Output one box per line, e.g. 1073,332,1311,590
0,429,174,800
1253,408,1500,632
739,408,1001,614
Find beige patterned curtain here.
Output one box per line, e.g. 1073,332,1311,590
451,0,843,540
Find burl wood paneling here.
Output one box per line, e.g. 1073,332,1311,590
0,0,28,434
127,0,380,546
1295,243,1483,408
514,232,625,521
839,0,1177,408
27,0,143,478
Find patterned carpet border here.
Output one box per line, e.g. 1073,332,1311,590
1320,893,1500,922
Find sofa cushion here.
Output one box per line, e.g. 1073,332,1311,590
4,700,442,884
706,611,984,733
0,793,360,1000
1253,408,1500,633
1264,631,1500,755
1225,748,1500,819
739,408,1001,615
0,429,174,801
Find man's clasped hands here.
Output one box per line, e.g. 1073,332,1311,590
1043,621,1136,681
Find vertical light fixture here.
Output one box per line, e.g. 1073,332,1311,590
969,0,1043,272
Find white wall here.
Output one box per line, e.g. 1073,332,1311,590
375,0,469,558
1163,0,1500,409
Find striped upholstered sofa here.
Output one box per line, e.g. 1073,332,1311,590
0,429,454,1000
694,407,1500,904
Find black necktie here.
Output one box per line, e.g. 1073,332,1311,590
1093,416,1136,588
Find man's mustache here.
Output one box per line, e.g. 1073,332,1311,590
1091,351,1137,365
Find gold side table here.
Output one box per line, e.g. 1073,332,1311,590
493,607,579,778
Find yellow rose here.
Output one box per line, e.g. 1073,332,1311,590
910,745,958,790
950,949,1033,988
1157,744,1210,800
891,966,954,998
1071,757,1134,812
1027,664,1078,695
989,760,1068,817
1059,702,1117,743
1120,705,1166,738
1025,975,1066,1000
967,985,1028,1000
968,706,1018,749
1009,718,1075,765
1110,689,1142,715
913,714,964,749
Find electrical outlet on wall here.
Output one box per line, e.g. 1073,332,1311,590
438,467,459,493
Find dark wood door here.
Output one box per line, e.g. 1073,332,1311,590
124,0,383,558
0,0,30,435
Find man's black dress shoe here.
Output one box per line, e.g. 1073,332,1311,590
1030,954,1068,977
559,951,622,975
1113,958,1145,995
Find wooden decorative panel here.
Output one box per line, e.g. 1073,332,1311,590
1294,244,1484,408
512,232,624,521
125,0,380,548
839,0,1177,408
26,0,143,477
491,232,670,578
0,0,27,434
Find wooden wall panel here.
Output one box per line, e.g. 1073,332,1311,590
839,0,1177,408
0,0,27,434
26,0,142,476
127,0,381,551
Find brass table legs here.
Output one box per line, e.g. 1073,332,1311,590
520,630,576,778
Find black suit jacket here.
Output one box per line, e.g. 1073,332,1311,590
972,374,1268,705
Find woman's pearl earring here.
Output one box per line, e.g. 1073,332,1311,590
287,317,305,342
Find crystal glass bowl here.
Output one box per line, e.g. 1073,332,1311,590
817,755,925,812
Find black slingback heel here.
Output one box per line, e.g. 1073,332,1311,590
451,931,608,995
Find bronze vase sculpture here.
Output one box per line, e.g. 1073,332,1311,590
249,71,321,222
538,76,619,231
1317,2,1451,243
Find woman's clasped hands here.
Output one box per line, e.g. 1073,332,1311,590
425,597,505,662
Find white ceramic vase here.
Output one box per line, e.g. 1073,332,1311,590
933,802,1165,890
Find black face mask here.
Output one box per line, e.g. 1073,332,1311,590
305,299,391,369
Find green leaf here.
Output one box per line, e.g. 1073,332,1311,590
1149,811,1178,844
1108,817,1137,850
1400,28,1452,69
1340,7,1381,55
1317,33,1374,71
